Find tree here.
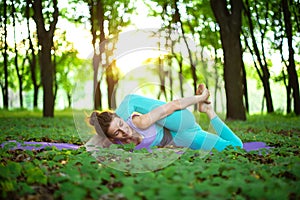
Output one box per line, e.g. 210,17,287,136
210,0,246,120
32,0,59,117
87,0,132,110
1,0,9,109
147,0,198,100
243,0,274,113
12,0,25,108
185,0,228,112
88,0,105,110
282,0,300,115
53,30,84,108
173,0,198,95
105,60,120,109
26,0,40,108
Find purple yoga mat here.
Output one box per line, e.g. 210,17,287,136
242,141,272,152
1,140,271,152
1,140,80,151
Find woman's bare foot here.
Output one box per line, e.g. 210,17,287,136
196,84,216,119
196,84,211,112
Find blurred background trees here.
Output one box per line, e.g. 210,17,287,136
0,0,299,120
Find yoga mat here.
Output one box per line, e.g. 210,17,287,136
1,140,80,151
1,140,271,152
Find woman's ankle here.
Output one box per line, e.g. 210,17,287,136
207,109,217,120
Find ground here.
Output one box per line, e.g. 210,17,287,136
0,110,299,200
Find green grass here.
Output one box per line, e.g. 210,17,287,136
0,110,299,200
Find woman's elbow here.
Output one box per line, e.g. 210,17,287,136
133,115,151,130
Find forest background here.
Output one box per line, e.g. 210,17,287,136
1,0,300,199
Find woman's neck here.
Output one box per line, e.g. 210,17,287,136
131,129,143,145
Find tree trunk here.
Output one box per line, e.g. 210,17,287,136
157,56,168,101
106,60,118,109
210,0,246,120
93,54,101,109
172,38,184,98
40,41,54,117
90,1,100,110
173,0,197,96
3,0,9,109
262,77,273,112
12,1,23,108
243,0,274,113
282,0,300,115
53,54,58,103
213,48,219,111
94,71,102,110
90,0,105,110
241,54,249,113
32,0,58,117
279,37,291,114
281,66,291,114
26,1,39,108
174,53,184,98
67,93,71,108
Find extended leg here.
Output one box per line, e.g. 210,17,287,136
210,116,243,148
171,124,235,151
116,94,197,132
196,83,243,149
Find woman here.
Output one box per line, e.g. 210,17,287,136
88,84,243,152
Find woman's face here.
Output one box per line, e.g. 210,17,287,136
107,117,133,140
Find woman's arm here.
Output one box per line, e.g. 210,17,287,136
115,94,166,120
132,89,209,129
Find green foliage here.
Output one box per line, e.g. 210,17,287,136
0,110,300,199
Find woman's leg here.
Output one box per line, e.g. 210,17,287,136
116,94,197,132
210,116,243,148
170,123,232,151
172,123,241,151
198,102,243,149
195,83,243,150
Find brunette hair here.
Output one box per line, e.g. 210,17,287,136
88,110,117,137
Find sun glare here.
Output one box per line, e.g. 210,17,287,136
115,50,163,73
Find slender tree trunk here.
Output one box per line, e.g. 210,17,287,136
243,0,274,113
171,35,184,98
53,54,58,103
106,40,119,109
67,93,71,108
106,70,116,109
167,58,174,101
26,0,39,108
3,0,9,109
106,52,118,109
90,1,100,110
282,69,291,113
262,78,273,112
241,55,249,113
157,37,168,101
213,48,219,111
12,1,23,108
0,84,5,108
173,0,197,95
282,0,300,115
166,29,174,101
210,0,246,120
90,0,105,110
93,56,101,110
174,52,184,98
32,0,58,117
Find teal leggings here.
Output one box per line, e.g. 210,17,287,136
115,94,243,151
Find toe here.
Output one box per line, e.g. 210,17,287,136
196,83,205,95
